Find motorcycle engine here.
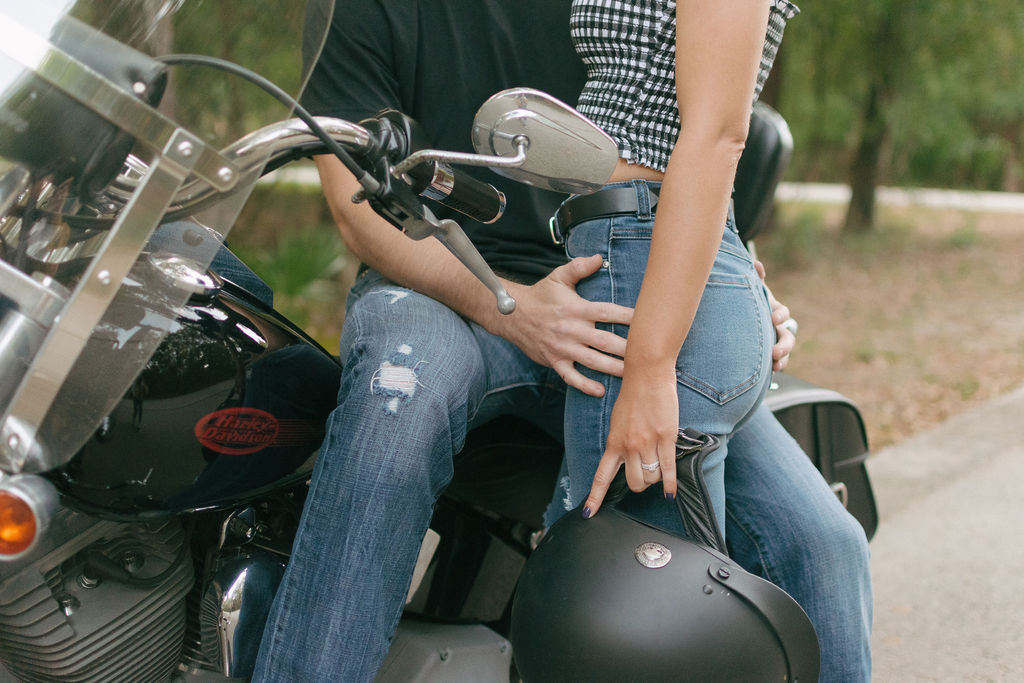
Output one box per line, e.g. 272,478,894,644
0,510,193,682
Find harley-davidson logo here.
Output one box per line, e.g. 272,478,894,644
634,541,672,569
195,407,280,455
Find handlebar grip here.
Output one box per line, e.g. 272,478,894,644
405,162,506,224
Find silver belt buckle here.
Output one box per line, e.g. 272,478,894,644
549,216,564,245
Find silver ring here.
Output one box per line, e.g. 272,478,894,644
780,317,799,336
640,461,659,472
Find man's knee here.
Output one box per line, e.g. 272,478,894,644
343,284,447,344
328,294,483,470
344,284,481,376
793,502,870,573
823,505,870,561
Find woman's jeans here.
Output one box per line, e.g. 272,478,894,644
252,268,872,683
562,180,775,538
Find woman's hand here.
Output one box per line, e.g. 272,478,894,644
581,366,679,518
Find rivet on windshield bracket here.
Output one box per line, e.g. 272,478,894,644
132,81,147,96
218,167,234,184
177,140,194,158
97,270,112,286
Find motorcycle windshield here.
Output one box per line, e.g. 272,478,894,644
0,0,333,474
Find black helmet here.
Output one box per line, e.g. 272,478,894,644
509,430,819,682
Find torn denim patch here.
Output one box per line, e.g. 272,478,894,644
370,345,424,414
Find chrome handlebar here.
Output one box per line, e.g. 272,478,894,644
107,117,373,216
108,116,519,315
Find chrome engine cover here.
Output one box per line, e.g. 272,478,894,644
0,511,193,682
198,554,284,679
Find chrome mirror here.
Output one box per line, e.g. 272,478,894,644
471,88,617,195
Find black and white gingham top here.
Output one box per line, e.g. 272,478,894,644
570,0,799,172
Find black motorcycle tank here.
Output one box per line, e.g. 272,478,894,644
50,284,341,516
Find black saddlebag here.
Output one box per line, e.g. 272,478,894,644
763,372,878,540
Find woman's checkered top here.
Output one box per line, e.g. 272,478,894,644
570,0,799,172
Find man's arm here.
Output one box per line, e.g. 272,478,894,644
318,155,799,389
316,155,634,396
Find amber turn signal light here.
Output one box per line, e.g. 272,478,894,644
0,490,37,556
0,475,57,560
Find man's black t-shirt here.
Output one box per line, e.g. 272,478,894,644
301,0,587,283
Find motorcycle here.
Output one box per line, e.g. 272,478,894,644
0,1,876,681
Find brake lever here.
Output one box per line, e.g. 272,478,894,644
339,111,517,314
356,174,516,315
431,217,516,314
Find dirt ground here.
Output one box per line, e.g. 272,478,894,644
759,203,1024,449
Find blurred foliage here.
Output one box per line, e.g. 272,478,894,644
777,0,1024,194
755,205,828,269
152,1,1021,235
233,181,334,249
230,181,350,349
147,0,312,145
155,1,1022,195
230,222,343,299
229,215,349,348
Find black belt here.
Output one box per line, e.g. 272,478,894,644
549,185,660,245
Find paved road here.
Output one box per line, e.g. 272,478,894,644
868,383,1024,682
776,182,1024,214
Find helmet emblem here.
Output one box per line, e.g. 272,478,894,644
634,542,672,568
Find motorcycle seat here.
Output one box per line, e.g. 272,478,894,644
445,415,562,530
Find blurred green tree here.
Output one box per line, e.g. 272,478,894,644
165,0,308,144
891,3,1024,193
778,0,1024,231
154,0,1023,233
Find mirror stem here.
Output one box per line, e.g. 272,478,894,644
392,139,528,178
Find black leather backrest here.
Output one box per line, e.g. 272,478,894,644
733,103,793,243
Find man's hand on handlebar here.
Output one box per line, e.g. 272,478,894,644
494,255,632,397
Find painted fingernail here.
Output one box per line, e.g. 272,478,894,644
582,506,593,519
665,492,675,501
